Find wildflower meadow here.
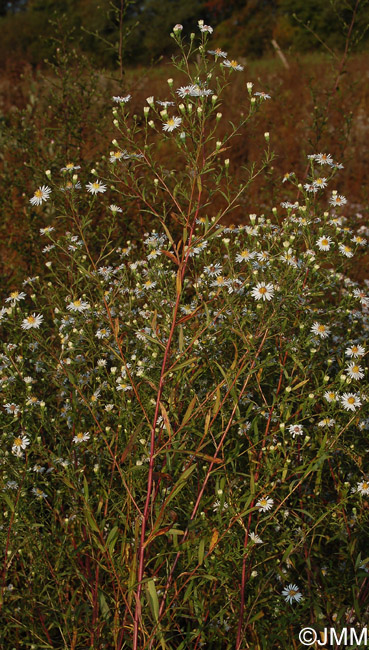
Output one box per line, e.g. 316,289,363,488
1,17,369,650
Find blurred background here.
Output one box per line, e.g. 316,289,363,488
0,0,369,289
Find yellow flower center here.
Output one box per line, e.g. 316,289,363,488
167,118,175,127
321,239,328,246
92,182,100,189
10,292,19,299
35,190,43,198
27,316,36,324
66,163,74,169
318,325,326,332
259,287,267,294
230,60,238,67
348,397,355,404
76,433,84,439
14,438,22,447
362,482,368,490
73,300,81,307
352,366,359,373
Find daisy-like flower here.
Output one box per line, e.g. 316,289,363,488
316,235,333,251
256,496,274,512
73,431,90,444
313,177,327,189
143,280,157,290
12,435,30,456
235,249,255,263
40,226,55,235
156,100,175,107
351,235,367,246
60,163,81,172
251,282,275,302
249,532,263,544
282,172,293,183
6,291,26,304
357,480,369,495
341,392,362,411
95,328,110,339
288,424,304,438
318,418,335,428
282,584,303,604
86,180,107,195
223,59,244,71
109,151,124,163
204,263,222,277
66,299,90,312
254,91,271,100
21,313,44,329
345,344,365,358
329,193,347,207
110,204,123,213
311,322,330,339
29,186,51,206
199,23,213,33
112,94,131,103
338,243,354,258
32,487,47,499
346,362,364,380
211,275,229,288
4,403,21,415
315,153,333,165
324,390,337,403
162,116,182,132
208,47,227,58
176,85,197,98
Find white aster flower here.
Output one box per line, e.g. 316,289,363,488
208,47,227,58
345,344,365,358
256,496,274,512
315,153,333,165
66,299,90,312
338,243,354,258
251,282,274,301
162,116,182,132
311,322,330,339
32,487,48,499
21,313,44,329
357,480,369,495
324,390,337,403
73,431,90,444
318,418,335,428
86,180,107,195
109,204,122,213
29,185,51,206
112,94,131,103
12,435,30,456
199,23,213,33
223,59,244,71
316,235,333,251
60,163,80,172
346,362,364,380
6,291,26,304
249,532,263,544
341,392,362,411
282,584,303,604
329,193,347,207
288,424,304,438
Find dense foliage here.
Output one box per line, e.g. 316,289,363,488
1,23,369,649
